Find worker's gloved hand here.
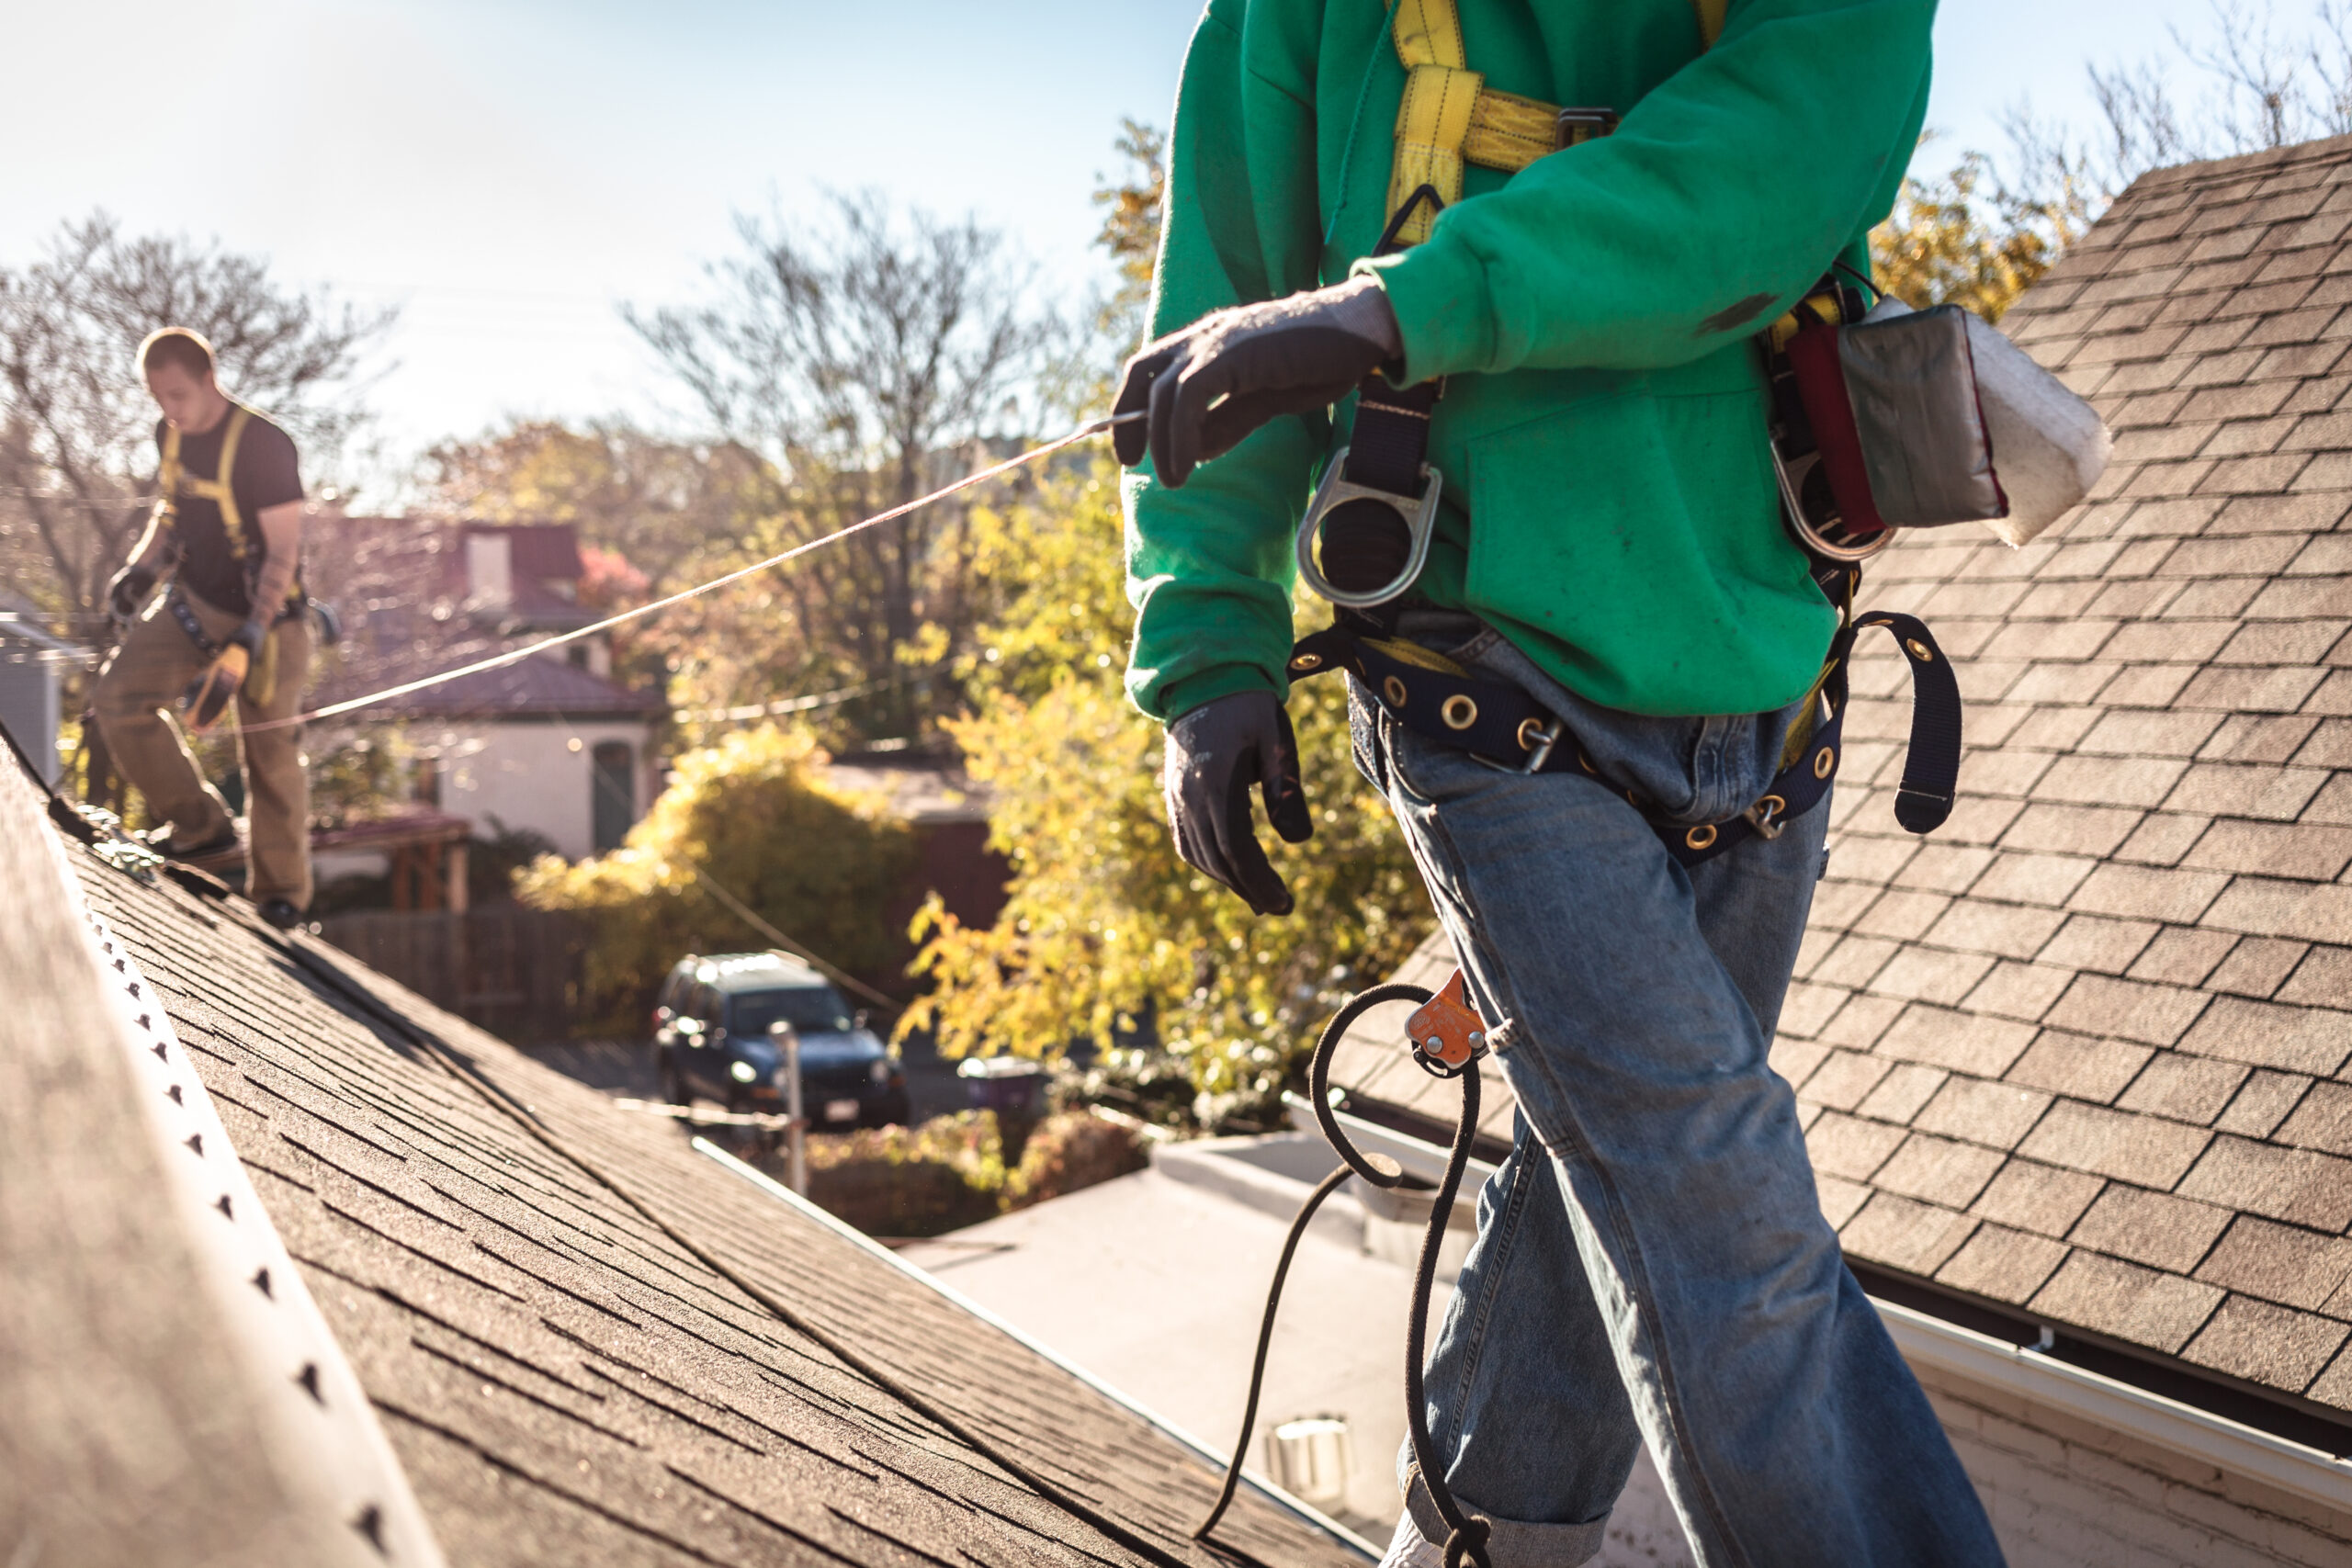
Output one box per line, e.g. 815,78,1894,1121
1163,690,1313,917
183,620,265,732
1114,275,1403,488
107,564,156,631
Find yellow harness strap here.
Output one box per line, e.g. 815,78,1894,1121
158,404,254,560
1384,0,1726,244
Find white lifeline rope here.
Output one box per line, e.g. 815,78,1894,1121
238,413,1134,737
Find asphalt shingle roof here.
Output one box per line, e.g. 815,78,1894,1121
31,779,1359,1565
1332,136,2352,1436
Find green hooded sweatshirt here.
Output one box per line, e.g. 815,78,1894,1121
1123,0,1935,722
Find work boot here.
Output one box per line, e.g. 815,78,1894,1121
143,822,238,861
1378,1512,1442,1568
257,898,303,931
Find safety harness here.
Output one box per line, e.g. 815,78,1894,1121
1290,0,1960,867
157,402,307,621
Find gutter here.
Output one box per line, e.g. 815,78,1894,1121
693,1137,1382,1562
1295,1105,2352,1518
1880,1299,2352,1516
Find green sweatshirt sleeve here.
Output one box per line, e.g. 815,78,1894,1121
1363,0,1934,381
1123,1,1326,725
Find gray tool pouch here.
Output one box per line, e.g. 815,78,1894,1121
1838,303,2007,526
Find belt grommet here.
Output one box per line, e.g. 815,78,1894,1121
1905,637,1933,662
1383,675,1408,706
1686,824,1718,851
1291,652,1323,672
1442,694,1477,730
1814,745,1836,779
1516,716,1546,750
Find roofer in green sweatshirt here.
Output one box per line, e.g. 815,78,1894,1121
1116,2,2006,1563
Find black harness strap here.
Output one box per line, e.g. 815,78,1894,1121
1288,612,1960,864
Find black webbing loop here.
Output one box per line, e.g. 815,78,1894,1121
1195,983,1494,1567
1852,612,1962,832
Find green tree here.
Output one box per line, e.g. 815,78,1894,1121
518,725,914,1032
1870,144,2089,321
900,455,1431,1127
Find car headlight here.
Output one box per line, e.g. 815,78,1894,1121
729,1060,759,1084
869,1058,893,1086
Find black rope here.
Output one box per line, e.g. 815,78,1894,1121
1196,982,1495,1568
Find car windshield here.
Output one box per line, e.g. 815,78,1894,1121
729,986,854,1037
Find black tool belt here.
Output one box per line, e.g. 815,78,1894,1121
1288,608,1960,867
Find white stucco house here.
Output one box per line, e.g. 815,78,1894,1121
304,516,663,865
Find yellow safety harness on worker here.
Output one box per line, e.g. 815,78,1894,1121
155,404,291,718
1384,0,1725,243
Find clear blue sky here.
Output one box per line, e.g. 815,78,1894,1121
0,1,2193,494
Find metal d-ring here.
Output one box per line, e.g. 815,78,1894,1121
1295,446,1446,608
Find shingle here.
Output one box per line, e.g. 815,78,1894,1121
2125,927,2238,987
1837,1193,1976,1275
2199,876,2352,943
1804,1111,1909,1180
1863,946,1996,1007
2016,1099,2212,1187
2116,1052,2252,1124
1911,1076,2054,1150
1815,1173,1872,1228
1817,992,1908,1049
1966,852,2098,908
1809,933,1900,989
2067,1183,2234,1272
2171,762,2337,820
1917,900,2068,961
2195,1215,2352,1310
1875,1005,2041,1077
2030,1251,2223,1353
1891,842,1998,894
1776,980,1850,1041
1770,1037,1832,1088
2274,1080,2352,1155
2073,709,2227,758
1797,1050,1894,1111
2068,863,2232,925
1854,1063,1951,1124
1973,1158,2106,1238
2290,716,2352,766
2181,819,2352,880
2176,1135,2352,1230
2006,1030,2155,1103
1849,889,1955,942
2109,811,2213,866
2215,1069,2315,1137
1961,961,2077,1021
2274,943,2352,1005
2030,753,2190,808
1996,803,2145,857
1935,1224,2071,1304
2036,914,2163,975
2215,617,2352,664
2175,996,2352,1075
2180,1295,2349,1393
1871,1133,2009,1208
2204,712,2324,763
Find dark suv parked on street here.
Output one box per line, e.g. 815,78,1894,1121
653,952,910,1129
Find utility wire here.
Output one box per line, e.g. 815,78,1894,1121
238,413,1131,737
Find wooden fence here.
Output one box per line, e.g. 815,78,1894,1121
320,906,586,1043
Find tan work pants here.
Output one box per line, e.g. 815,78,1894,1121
94,588,313,909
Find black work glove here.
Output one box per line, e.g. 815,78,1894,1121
1114,276,1404,488
107,563,156,630
1163,690,1314,916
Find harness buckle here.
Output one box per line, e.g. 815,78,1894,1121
1517,716,1562,774
1295,446,1444,608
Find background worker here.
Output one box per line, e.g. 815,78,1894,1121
1119,1,2003,1565
96,327,315,931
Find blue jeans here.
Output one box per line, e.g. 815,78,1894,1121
1355,622,2003,1568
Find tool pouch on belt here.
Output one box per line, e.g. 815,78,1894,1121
1781,298,2110,551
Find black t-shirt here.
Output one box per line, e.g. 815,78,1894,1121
154,403,304,619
